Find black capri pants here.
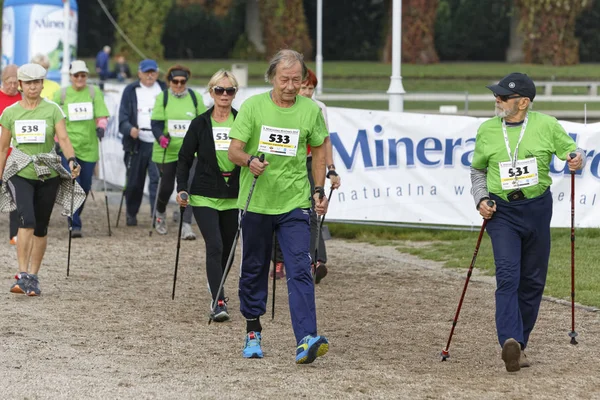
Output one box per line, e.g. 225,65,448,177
9,175,60,237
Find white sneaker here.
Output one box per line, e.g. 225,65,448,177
181,222,196,240
155,211,168,235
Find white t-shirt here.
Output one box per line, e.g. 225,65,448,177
136,82,162,143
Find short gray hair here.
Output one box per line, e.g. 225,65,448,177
31,53,50,69
207,69,239,91
264,49,307,83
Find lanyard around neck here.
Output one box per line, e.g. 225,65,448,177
502,113,529,169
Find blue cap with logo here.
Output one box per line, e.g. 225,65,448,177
139,59,158,72
486,72,536,102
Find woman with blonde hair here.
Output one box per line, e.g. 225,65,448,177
176,69,239,321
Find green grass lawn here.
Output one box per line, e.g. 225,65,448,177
328,223,600,308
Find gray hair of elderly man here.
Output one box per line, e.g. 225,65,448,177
264,49,308,83
31,53,50,69
1,64,19,81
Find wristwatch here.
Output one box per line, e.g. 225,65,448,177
247,155,257,167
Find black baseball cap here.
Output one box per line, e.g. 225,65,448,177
486,72,536,102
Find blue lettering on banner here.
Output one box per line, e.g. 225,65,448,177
331,126,600,180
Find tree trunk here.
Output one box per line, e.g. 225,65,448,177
505,8,525,63
383,0,439,64
258,0,313,59
515,0,593,65
115,0,174,61
246,0,266,53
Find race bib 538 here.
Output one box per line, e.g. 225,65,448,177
14,120,47,144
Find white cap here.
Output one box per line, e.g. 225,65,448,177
69,60,89,75
17,63,47,81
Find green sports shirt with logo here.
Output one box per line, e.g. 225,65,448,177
189,114,238,210
471,111,577,202
53,85,109,163
151,90,206,164
228,92,328,214
0,99,66,180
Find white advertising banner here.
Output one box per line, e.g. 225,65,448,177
325,108,600,228
100,84,599,228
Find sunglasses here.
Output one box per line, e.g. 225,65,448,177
213,86,236,96
171,79,187,86
494,93,522,102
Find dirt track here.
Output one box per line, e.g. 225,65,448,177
1,195,600,400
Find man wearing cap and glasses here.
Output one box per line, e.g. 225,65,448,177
470,72,586,372
118,59,167,226
53,60,110,238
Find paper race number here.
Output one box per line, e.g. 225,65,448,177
14,120,47,143
258,125,300,156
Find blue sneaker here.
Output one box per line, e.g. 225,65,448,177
243,331,263,359
295,335,329,364
10,272,29,294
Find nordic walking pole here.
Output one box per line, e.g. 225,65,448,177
149,145,168,237
209,154,265,324
569,152,578,345
441,200,494,361
271,232,277,320
115,150,133,227
313,186,334,282
67,161,79,277
172,192,188,300
98,140,112,236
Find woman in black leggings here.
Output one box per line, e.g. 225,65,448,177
176,69,240,322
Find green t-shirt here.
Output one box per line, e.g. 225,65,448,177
151,90,206,164
471,111,577,201
53,85,110,163
189,114,238,210
0,99,65,180
228,92,328,214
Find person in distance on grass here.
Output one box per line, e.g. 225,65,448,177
0,63,83,296
151,64,206,239
118,59,167,226
228,49,330,364
470,72,585,372
271,68,341,284
176,69,240,323
53,60,110,238
0,65,23,246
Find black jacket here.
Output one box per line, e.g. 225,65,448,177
176,107,240,199
118,79,167,152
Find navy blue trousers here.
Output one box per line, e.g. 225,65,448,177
487,189,552,349
239,208,317,344
124,141,159,218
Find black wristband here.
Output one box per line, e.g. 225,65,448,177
247,155,257,167
326,170,338,178
313,186,325,197
67,157,77,163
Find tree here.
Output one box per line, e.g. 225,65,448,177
258,0,313,59
114,0,174,60
515,0,594,65
383,0,439,64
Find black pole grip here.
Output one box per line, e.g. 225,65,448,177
569,152,577,159
180,192,188,201
258,154,265,162
486,200,495,207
